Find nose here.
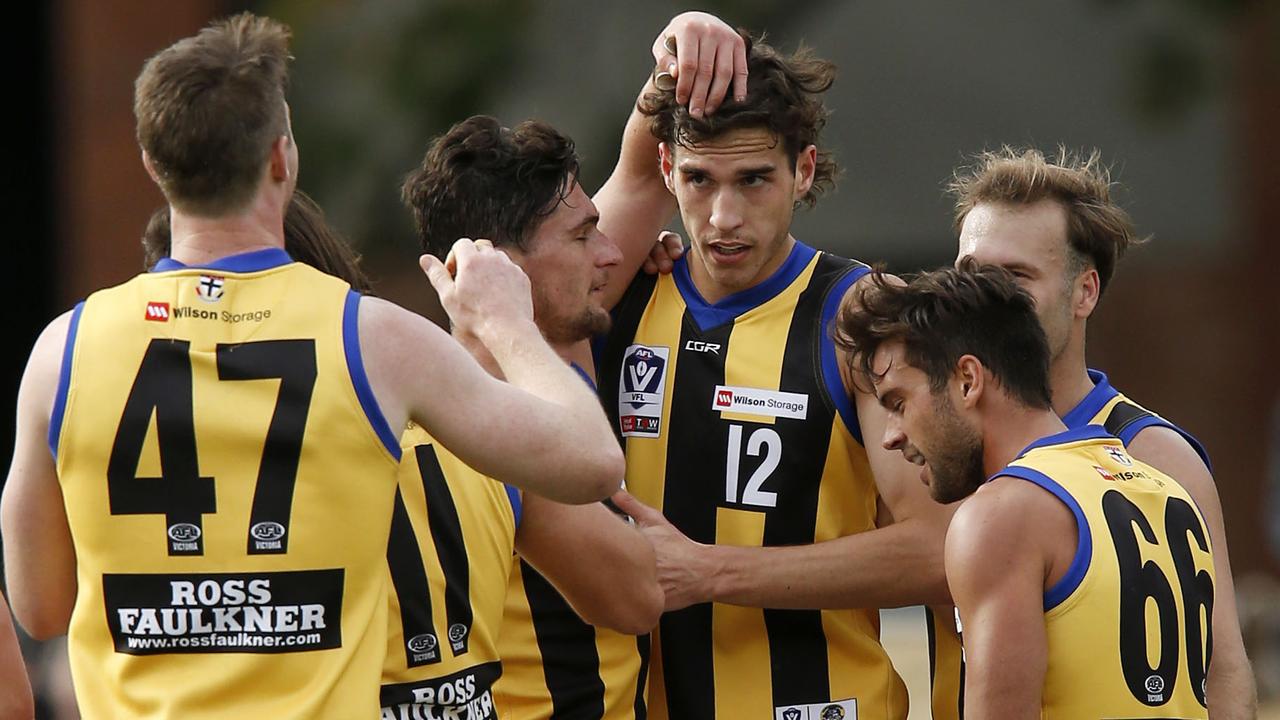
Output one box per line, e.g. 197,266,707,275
709,189,744,234
595,228,622,268
882,415,906,452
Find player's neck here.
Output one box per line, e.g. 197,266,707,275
168,199,285,266
1049,333,1094,418
982,403,1068,476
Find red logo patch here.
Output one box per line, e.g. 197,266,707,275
145,302,170,322
715,389,733,408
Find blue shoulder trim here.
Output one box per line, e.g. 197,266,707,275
570,362,596,391
1015,425,1113,459
47,302,85,460
343,291,401,461
996,466,1093,611
505,485,523,529
152,247,293,273
672,240,817,330
818,263,871,445
1116,416,1213,472
1061,369,1118,429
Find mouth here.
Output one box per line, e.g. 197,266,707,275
705,240,751,264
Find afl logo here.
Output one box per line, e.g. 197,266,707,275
1145,674,1165,694
250,522,286,541
167,523,201,542
407,634,437,653
448,623,468,643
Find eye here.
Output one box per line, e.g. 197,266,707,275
741,175,765,187
686,172,709,187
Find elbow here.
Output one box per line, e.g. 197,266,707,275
14,610,68,642
572,447,625,505
580,583,663,635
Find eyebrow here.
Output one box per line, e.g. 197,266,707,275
570,213,599,233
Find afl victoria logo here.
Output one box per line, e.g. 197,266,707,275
1145,674,1165,694
407,634,437,653
167,523,200,542
250,522,286,541
448,623,468,642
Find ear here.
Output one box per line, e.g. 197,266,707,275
1075,267,1100,320
793,144,817,201
658,142,676,195
268,135,292,182
954,354,985,410
141,150,162,185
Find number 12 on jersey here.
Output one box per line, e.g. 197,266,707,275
725,424,781,509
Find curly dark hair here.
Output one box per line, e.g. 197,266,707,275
638,30,837,208
835,259,1053,409
402,115,581,258
948,146,1147,297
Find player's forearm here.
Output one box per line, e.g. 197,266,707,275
1207,648,1258,719
705,516,950,609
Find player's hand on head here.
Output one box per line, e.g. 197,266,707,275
653,11,747,118
420,237,534,340
642,231,685,276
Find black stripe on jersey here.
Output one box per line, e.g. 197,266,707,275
658,314,736,719
1103,401,1153,437
633,633,650,720
925,607,938,682
761,254,850,707
519,560,606,719
415,445,475,657
387,487,441,667
599,271,659,445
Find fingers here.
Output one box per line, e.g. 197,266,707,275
611,490,667,527
419,254,454,296
704,41,738,115
685,35,716,118
645,230,683,275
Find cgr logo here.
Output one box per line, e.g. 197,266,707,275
684,340,721,354
407,634,437,653
145,302,170,322
167,523,201,542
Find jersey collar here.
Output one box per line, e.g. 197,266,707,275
1013,424,1115,461
672,240,817,331
151,247,294,274
1060,368,1118,430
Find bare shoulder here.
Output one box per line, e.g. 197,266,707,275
948,477,1072,567
1126,425,1211,478
23,309,77,399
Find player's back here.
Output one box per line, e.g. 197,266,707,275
1000,426,1213,719
52,249,402,718
382,422,520,719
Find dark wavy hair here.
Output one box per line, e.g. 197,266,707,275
949,146,1146,297
141,190,373,293
402,115,581,258
835,260,1053,409
639,30,837,208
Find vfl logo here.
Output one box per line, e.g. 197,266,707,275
196,275,225,303
407,634,438,653
782,710,802,720
145,302,170,322
250,522,286,541
684,340,721,354
619,345,670,439
167,523,201,542
1105,446,1134,466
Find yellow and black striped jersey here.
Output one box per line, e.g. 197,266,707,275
596,241,908,720
50,249,401,719
381,423,521,720
928,368,1212,720
494,364,649,720
993,425,1212,718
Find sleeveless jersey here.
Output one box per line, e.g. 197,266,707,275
381,423,521,720
928,368,1212,719
995,425,1213,718
49,249,402,719
494,366,648,720
596,241,908,720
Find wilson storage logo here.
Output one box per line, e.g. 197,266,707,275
713,385,809,420
145,302,170,322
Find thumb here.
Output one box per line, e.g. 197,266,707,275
611,490,666,527
420,254,454,296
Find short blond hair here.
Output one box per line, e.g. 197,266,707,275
948,146,1146,296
